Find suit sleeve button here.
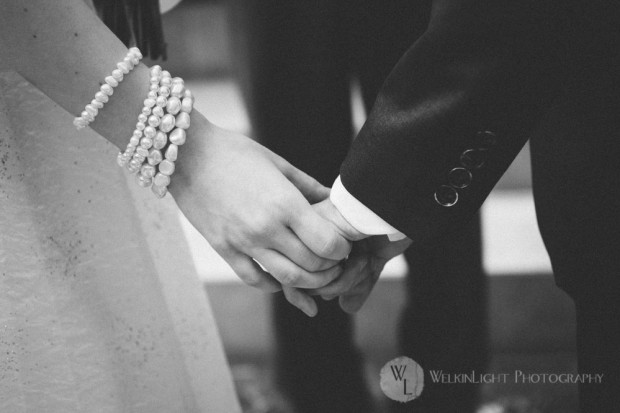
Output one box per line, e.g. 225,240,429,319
434,185,459,207
476,130,497,148
460,149,486,169
448,167,472,188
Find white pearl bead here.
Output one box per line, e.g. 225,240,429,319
148,115,160,127
153,131,167,149
158,86,170,97
100,83,114,96
160,77,172,87
170,83,185,98
165,144,178,161
150,65,162,76
117,61,130,74
161,70,171,78
130,55,140,65
166,97,181,115
153,172,171,187
147,91,157,99
141,164,156,178
148,149,163,166
151,184,168,198
175,112,191,129
112,69,124,81
129,157,142,168
181,97,193,113
141,106,151,116
117,152,129,167
152,106,164,117
123,56,134,70
149,84,159,91
136,174,152,188
136,122,146,131
136,147,149,157
156,96,167,107
169,128,186,145
127,163,140,174
129,47,141,56
81,111,94,122
73,117,88,128
91,99,104,109
172,77,183,84
184,89,193,100
136,114,147,124
134,154,146,163
133,129,143,138
158,160,175,176
85,104,98,117
150,76,160,84
143,126,156,138
105,76,118,88
140,137,153,149
160,114,175,133
129,136,140,146
143,98,156,108
95,92,109,103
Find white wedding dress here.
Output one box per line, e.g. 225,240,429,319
0,70,241,412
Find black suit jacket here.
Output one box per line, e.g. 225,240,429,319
340,0,620,296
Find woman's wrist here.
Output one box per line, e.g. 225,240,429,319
167,111,213,198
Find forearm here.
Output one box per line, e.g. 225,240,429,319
339,0,568,240
0,0,151,149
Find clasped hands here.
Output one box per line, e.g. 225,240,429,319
169,118,411,316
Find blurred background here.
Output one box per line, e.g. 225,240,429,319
145,1,578,412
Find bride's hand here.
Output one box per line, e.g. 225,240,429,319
168,113,351,313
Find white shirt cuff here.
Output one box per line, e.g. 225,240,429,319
330,176,407,241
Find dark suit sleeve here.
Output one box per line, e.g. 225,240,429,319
339,0,570,242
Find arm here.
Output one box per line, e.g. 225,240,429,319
0,0,352,313
339,0,570,241
308,0,570,312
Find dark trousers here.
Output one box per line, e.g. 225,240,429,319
228,2,486,412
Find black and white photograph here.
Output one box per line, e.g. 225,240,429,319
1,0,619,412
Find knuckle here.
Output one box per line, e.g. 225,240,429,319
238,271,264,289
242,275,261,288
248,216,277,239
305,255,328,272
280,270,301,287
317,234,340,257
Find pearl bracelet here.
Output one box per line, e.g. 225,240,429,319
118,62,194,198
73,47,143,130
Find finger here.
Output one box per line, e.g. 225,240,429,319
219,249,282,292
276,158,330,203
339,264,384,313
282,287,318,317
339,280,374,314
289,207,352,261
270,228,342,272
253,249,343,288
311,255,371,297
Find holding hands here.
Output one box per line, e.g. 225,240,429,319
167,114,410,316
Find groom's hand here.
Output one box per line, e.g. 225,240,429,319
313,235,412,313
169,117,352,313
311,198,412,313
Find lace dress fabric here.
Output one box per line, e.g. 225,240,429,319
0,71,240,413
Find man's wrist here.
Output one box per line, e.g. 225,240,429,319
330,176,406,240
